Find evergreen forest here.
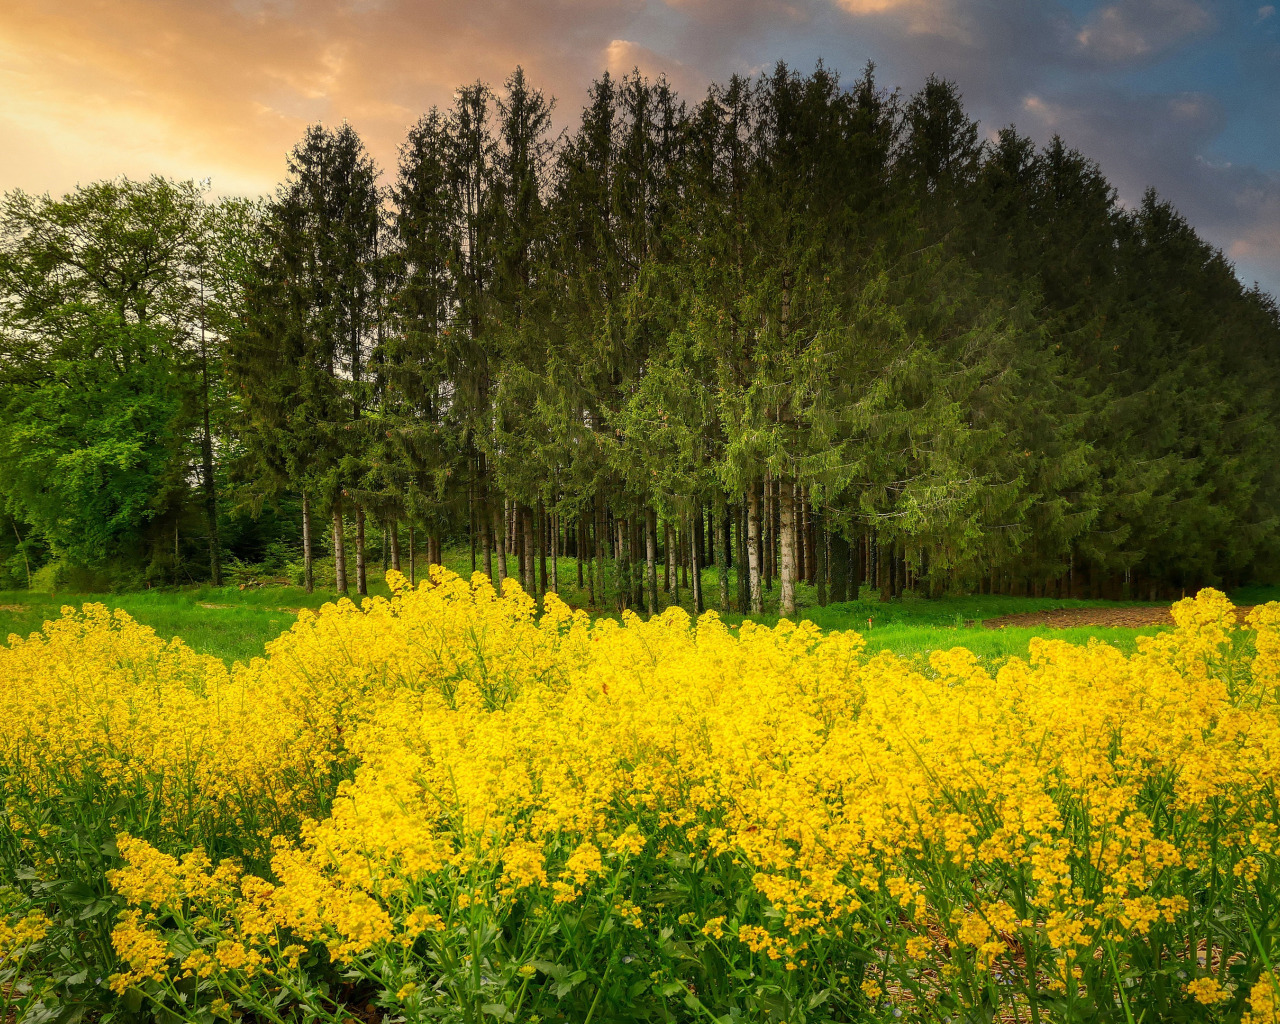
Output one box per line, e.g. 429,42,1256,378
2,62,1278,614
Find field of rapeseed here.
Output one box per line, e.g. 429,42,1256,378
3,571,1280,1023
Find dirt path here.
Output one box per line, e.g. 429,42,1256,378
984,605,1256,630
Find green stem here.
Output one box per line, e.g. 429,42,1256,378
1106,940,1136,1024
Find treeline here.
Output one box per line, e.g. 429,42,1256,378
2,62,1278,609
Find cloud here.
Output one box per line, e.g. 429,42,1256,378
0,0,1274,297
1018,88,1280,295
829,0,971,41
603,39,708,97
0,0,649,196
1074,0,1212,63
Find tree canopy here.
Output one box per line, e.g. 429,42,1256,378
2,63,1277,606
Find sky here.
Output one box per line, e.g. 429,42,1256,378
2,0,1277,296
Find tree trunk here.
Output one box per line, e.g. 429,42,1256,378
672,521,680,607
355,505,367,596
578,515,587,594
779,480,797,617
736,500,749,613
408,524,415,586
382,523,390,573
815,508,827,606
829,532,848,603
478,456,493,580
747,484,763,614
302,492,314,594
517,506,527,592
481,506,493,580
333,503,348,594
716,492,730,612
616,519,630,611
680,519,688,590
664,521,673,593
763,474,774,593
493,506,507,584
645,507,658,615
690,511,703,614
537,500,548,599
200,339,222,587
595,494,606,610
390,520,401,572
469,486,476,573
796,486,806,586
551,507,560,595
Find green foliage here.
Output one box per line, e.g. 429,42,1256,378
3,64,1279,603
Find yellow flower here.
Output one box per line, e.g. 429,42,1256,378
1186,977,1230,1005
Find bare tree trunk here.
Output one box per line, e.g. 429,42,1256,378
524,509,534,595
199,333,222,587
302,491,314,593
664,521,673,593
815,506,827,606
615,518,629,611
537,499,548,598
764,474,774,593
679,519,688,590
736,500,749,612
409,524,415,586
551,506,560,594
690,509,703,614
645,507,658,615
747,483,763,614
493,506,507,585
672,521,680,606
632,519,643,609
715,492,730,611
595,494,606,610
578,514,587,594
333,502,348,594
830,532,849,603
355,505,367,596
796,486,806,586
779,479,797,617
513,507,525,590
481,503,493,580
390,519,401,572
382,523,390,573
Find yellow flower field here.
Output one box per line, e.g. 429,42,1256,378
3,570,1280,1023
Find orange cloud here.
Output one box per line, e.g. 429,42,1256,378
0,0,646,197
603,39,708,97
830,0,970,41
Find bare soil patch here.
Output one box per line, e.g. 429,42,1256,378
984,605,1256,630
0,603,26,613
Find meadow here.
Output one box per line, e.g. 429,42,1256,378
2,547,1254,666
3,569,1280,1024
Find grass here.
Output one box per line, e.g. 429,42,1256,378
718,596,1173,662
2,551,1274,666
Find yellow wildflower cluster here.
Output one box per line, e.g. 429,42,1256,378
0,906,48,958
4,573,1280,1023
